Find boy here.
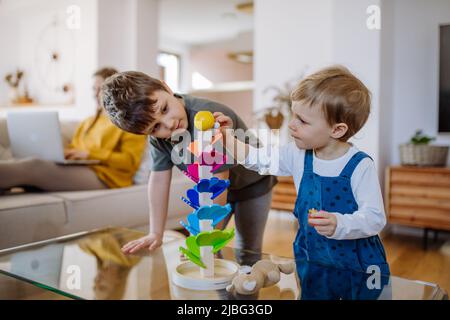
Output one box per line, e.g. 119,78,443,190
215,65,390,299
101,71,277,264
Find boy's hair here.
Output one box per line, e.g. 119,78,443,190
101,71,169,134
93,67,118,80
290,65,371,141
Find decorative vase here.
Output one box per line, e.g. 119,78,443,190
264,110,284,130
8,87,19,104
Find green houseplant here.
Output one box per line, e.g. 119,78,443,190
255,70,307,130
258,80,294,130
409,130,436,145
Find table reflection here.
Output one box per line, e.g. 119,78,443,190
0,227,445,300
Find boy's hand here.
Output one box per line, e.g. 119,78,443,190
308,210,337,237
121,232,163,255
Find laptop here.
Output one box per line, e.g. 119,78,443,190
10,243,65,289
6,111,100,165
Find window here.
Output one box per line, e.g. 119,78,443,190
157,52,180,92
191,71,213,90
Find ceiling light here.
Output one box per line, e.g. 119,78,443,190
236,2,253,14
228,51,253,64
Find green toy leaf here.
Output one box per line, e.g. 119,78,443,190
179,229,235,268
196,228,235,253
179,246,206,269
186,235,200,257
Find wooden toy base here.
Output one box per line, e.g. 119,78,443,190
172,259,239,291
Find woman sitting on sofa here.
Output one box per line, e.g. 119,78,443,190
0,67,147,192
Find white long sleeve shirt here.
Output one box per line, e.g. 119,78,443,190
242,142,387,240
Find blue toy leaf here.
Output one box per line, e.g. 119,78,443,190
186,188,200,208
180,204,232,235
195,178,230,199
196,179,212,192
209,179,230,199
180,221,200,236
196,204,232,226
181,196,199,209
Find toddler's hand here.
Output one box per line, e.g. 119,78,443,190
308,210,337,237
213,112,234,146
121,232,163,255
213,112,233,130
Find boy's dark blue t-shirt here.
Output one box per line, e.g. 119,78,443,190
148,93,277,202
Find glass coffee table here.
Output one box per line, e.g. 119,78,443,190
0,227,447,300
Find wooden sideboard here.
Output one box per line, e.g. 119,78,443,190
271,176,296,212
385,166,450,248
271,167,450,233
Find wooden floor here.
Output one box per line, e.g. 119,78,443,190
228,210,450,295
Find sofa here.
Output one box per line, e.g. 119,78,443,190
0,117,194,250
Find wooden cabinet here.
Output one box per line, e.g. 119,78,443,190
272,167,450,228
385,166,450,246
271,167,450,248
271,176,296,211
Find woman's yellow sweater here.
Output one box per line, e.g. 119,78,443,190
68,114,147,188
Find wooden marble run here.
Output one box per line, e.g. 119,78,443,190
172,111,239,290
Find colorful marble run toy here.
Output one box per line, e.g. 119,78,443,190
172,111,239,290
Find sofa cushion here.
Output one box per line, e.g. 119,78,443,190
60,121,79,147
133,142,151,185
51,185,149,234
0,144,12,160
0,194,67,250
0,193,66,211
52,168,194,233
0,118,9,148
166,169,196,229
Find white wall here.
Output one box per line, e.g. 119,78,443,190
135,0,159,77
255,0,450,174
0,0,159,120
331,0,383,170
254,0,334,113
97,0,134,71
254,0,334,144
73,0,99,118
254,0,386,167
98,0,159,77
0,16,20,106
391,0,450,166
0,0,98,119
379,0,395,180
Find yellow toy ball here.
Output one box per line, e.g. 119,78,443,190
194,111,215,131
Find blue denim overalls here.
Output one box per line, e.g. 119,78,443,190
293,150,390,300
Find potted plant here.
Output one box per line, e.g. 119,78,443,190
5,70,23,104
256,71,307,130
4,69,34,105
258,83,292,130
399,130,449,166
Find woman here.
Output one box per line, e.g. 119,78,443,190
0,68,147,192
